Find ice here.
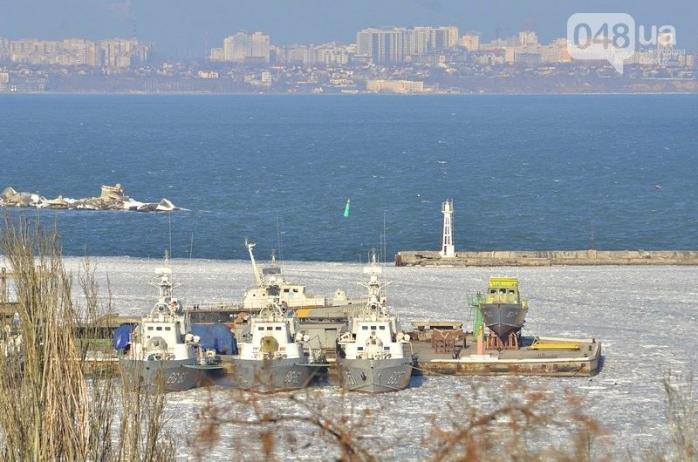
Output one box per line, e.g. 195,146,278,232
57,257,698,458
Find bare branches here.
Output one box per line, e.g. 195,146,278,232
193,388,377,462
0,216,174,461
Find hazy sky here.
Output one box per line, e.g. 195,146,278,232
1,0,696,58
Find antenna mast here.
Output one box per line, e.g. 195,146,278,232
245,239,262,286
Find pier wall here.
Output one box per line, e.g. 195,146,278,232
395,250,698,267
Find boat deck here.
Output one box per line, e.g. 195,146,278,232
411,335,602,377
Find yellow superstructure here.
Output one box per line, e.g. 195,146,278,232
484,277,528,308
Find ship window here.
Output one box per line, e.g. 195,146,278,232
509,290,515,294
267,326,273,331
490,289,496,294
371,326,376,330
362,326,368,330
156,326,162,331
379,326,386,330
499,289,507,294
357,347,363,351
165,327,171,331
147,326,153,331
275,326,282,331
284,288,290,293
293,288,298,293
384,347,390,351
258,327,264,331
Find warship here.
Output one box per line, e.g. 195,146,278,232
118,262,222,392
241,240,332,310
337,256,412,393
189,240,364,324
478,277,529,341
221,300,316,392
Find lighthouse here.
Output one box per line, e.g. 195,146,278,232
441,199,455,258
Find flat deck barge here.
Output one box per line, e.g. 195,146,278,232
412,336,601,377
395,250,698,267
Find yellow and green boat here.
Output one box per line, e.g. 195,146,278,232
479,277,529,340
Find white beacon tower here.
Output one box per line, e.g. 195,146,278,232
441,199,455,258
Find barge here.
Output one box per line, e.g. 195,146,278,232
412,335,601,377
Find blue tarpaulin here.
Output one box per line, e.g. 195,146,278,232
191,323,237,355
112,324,133,351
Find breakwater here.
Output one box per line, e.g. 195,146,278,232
394,250,698,266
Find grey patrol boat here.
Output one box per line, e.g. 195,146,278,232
120,262,222,392
222,301,315,392
337,256,412,393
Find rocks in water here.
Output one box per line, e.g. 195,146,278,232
0,184,179,212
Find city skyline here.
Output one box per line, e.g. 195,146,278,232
1,0,696,58
2,24,693,69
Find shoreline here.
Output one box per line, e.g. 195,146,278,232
1,91,698,97
395,249,698,267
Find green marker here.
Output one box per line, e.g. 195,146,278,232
343,198,351,217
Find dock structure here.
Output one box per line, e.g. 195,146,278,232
395,249,698,266
397,199,698,266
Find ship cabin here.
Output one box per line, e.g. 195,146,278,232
132,297,193,361
344,306,403,360
484,277,527,307
242,278,326,310
240,314,302,360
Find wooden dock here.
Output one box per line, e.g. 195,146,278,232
395,249,698,267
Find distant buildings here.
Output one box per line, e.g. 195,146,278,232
0,37,149,68
210,32,270,63
366,79,425,93
274,42,352,67
356,26,459,64
458,33,480,52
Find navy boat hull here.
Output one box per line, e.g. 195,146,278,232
480,303,527,340
120,358,221,392
219,357,315,392
338,357,412,393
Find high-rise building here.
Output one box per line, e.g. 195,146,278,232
249,32,270,62
221,32,270,63
459,33,480,51
357,27,405,65
100,39,149,68
433,26,459,49
406,27,432,56
358,26,458,65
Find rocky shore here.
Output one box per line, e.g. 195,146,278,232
0,184,178,212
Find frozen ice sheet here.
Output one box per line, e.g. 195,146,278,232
58,257,698,459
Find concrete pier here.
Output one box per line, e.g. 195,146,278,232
395,249,698,267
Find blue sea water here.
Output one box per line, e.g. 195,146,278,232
0,94,697,261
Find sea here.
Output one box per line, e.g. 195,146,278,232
1,94,697,261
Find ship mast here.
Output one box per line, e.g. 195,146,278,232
245,239,263,286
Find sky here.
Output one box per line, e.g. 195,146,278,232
0,0,696,59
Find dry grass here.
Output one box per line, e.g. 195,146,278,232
0,217,174,461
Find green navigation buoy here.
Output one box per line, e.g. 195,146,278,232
343,198,351,217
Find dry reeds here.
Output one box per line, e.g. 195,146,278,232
0,217,173,461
